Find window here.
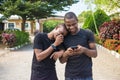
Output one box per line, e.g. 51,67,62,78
8,23,14,29
25,23,28,28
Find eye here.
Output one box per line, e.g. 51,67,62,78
56,34,60,36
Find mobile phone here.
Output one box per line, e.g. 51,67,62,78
71,46,78,49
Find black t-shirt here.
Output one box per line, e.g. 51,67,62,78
64,29,95,78
31,33,63,80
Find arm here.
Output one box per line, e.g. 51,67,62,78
50,50,64,61
34,34,64,62
59,51,69,64
74,30,97,58
83,42,97,58
75,43,97,58
34,45,55,62
59,48,74,64
83,29,97,58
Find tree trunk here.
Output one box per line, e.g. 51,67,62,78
37,19,43,32
21,18,26,32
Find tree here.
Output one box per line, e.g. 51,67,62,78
30,0,79,32
94,0,120,11
78,10,92,23
82,9,110,34
0,0,79,31
83,0,120,34
84,0,99,35
84,0,120,16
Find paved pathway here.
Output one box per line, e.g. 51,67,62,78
0,44,120,80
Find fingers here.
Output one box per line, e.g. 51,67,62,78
50,53,58,61
50,52,61,61
77,45,82,49
50,53,55,59
57,34,64,42
55,34,64,46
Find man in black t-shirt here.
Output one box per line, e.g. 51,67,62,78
31,23,68,80
60,12,97,80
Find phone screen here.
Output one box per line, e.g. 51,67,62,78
71,46,78,49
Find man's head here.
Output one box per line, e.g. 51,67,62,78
64,12,78,34
53,23,68,39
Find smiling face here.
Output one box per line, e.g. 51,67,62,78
53,24,68,39
65,18,78,34
64,12,79,35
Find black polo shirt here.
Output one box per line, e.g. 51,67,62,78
31,33,62,80
64,29,95,78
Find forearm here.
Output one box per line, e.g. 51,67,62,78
84,47,97,58
59,53,69,64
35,46,54,61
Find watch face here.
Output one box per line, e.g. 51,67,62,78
51,44,57,50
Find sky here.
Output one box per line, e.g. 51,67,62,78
55,0,88,16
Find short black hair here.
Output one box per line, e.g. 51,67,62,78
64,12,78,21
55,23,67,30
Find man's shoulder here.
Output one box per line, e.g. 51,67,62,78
80,29,93,34
35,32,46,38
34,33,47,42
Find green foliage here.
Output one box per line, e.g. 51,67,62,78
2,30,30,47
14,30,30,46
94,0,120,11
0,16,6,22
85,0,120,13
0,0,79,31
43,20,62,33
82,9,110,33
94,34,103,45
78,10,92,22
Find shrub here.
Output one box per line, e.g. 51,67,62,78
13,30,30,46
115,45,120,54
43,20,62,33
1,32,16,48
103,39,120,50
82,9,110,34
94,34,103,45
1,30,30,48
99,20,120,41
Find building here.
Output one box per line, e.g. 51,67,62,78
1,15,64,34
3,15,35,35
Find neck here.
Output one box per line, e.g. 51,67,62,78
71,28,80,35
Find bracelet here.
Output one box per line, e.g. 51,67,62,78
51,44,57,51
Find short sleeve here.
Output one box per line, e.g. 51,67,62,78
33,33,43,50
86,29,95,43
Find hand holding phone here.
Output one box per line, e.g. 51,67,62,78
71,46,78,49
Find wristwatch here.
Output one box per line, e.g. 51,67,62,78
51,44,57,51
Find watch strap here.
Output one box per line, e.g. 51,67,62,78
51,44,57,51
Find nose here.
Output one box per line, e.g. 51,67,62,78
69,26,74,30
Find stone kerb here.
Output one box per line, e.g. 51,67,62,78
96,44,120,59
5,42,30,51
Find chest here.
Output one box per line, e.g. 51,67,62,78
64,34,89,48
42,38,54,50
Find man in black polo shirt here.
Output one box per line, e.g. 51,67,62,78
60,12,97,80
31,23,68,80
